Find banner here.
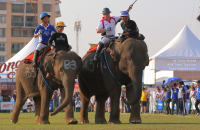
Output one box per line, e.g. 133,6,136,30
0,102,14,110
157,100,162,110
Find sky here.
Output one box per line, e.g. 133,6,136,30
56,0,200,58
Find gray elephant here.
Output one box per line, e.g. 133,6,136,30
10,48,82,124
78,38,149,124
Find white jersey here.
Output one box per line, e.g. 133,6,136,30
96,16,120,36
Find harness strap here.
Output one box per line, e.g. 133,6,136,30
103,52,133,87
101,17,116,29
42,75,54,91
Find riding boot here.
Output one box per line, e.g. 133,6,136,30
94,42,104,61
33,50,39,67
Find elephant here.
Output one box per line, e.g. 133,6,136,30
10,48,82,125
78,38,149,124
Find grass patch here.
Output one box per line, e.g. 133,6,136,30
0,112,199,130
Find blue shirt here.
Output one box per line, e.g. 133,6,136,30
34,24,56,42
197,87,200,100
171,88,179,100
166,88,171,99
186,89,190,100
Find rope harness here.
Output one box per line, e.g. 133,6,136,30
101,51,133,87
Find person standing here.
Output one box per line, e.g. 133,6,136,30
12,90,17,103
33,12,56,67
195,80,200,116
190,87,196,113
141,88,148,113
165,86,172,115
145,87,151,113
52,91,59,110
185,85,190,115
178,81,186,116
171,84,179,115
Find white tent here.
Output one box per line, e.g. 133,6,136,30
0,38,38,82
144,25,200,84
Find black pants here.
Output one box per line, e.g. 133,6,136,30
195,99,200,113
172,99,179,114
178,98,184,115
165,98,171,114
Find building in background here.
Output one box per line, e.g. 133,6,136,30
0,0,61,101
0,0,61,63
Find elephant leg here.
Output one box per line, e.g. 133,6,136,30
33,97,41,124
126,85,142,124
108,85,121,124
39,87,53,125
60,88,78,125
11,81,25,124
80,91,90,124
95,94,108,124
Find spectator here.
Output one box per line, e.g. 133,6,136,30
195,80,200,116
90,96,95,112
165,86,172,115
0,93,3,102
190,86,196,113
156,88,162,100
107,97,111,113
145,86,151,113
178,81,186,116
185,85,190,115
52,90,59,110
141,88,149,113
75,97,82,112
3,92,11,102
26,102,34,113
171,83,179,115
12,90,17,102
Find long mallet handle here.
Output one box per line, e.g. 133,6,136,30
127,0,138,12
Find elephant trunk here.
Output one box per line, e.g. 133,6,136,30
50,79,74,116
122,65,143,105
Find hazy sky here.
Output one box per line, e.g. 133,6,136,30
56,0,200,57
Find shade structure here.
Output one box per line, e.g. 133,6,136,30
144,25,200,84
0,38,38,82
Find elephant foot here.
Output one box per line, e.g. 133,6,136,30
10,119,18,124
66,118,78,125
39,120,50,125
34,116,40,124
80,119,90,124
10,115,18,124
95,118,107,124
129,117,142,124
108,120,122,124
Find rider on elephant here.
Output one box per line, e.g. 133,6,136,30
94,7,126,61
48,21,72,51
120,11,145,41
33,12,56,67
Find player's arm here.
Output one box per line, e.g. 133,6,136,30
96,22,106,33
34,26,40,38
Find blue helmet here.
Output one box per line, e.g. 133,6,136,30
120,11,129,17
40,12,50,20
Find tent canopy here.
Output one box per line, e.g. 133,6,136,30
144,25,200,84
152,25,200,59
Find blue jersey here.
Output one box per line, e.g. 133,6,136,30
166,88,171,99
34,24,56,43
197,87,200,100
171,88,179,100
186,89,190,100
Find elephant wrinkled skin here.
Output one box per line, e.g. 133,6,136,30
10,49,82,125
78,38,149,124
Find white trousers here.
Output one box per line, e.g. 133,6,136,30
185,99,189,114
36,43,47,51
101,37,111,44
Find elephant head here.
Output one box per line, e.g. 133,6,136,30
42,50,82,116
118,38,149,105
